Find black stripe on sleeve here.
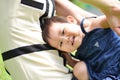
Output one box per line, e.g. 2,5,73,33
39,0,49,30
2,44,55,61
21,0,44,10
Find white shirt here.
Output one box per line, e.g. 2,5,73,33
0,0,72,80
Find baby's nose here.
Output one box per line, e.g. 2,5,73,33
63,36,69,42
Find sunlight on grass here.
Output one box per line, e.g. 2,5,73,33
0,52,12,80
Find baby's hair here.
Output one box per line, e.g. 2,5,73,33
42,16,68,44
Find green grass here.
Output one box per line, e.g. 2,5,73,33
0,52,12,80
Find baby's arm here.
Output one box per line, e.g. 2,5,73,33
80,0,120,35
73,61,89,80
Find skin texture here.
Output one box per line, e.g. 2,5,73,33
55,0,96,24
48,21,83,52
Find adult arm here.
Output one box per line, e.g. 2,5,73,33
55,0,109,30
55,0,108,29
55,0,97,24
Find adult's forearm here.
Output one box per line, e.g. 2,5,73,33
55,0,96,24
55,0,96,16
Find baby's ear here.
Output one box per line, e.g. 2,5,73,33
66,15,77,24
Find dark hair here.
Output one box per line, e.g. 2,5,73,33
42,16,68,44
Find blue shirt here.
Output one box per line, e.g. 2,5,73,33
75,18,120,80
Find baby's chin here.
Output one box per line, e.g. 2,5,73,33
74,37,82,47
74,42,81,49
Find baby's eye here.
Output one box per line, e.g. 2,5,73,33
62,28,65,35
60,41,63,47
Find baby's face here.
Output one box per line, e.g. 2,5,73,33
48,22,83,52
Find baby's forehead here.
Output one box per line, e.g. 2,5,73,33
50,22,64,29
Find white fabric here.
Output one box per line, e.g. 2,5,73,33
0,0,72,80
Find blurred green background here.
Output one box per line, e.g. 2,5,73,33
70,0,103,15
0,0,102,80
